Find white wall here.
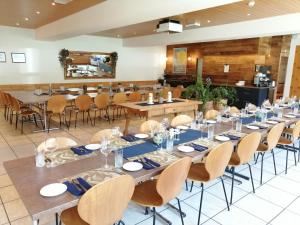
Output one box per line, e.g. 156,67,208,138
284,34,300,97
0,26,166,85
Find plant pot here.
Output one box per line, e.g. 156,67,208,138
202,101,214,112
215,99,228,111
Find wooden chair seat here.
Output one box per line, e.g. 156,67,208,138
278,137,292,145
187,163,210,182
131,179,163,207
283,128,293,135
228,152,241,166
60,207,88,225
257,143,269,152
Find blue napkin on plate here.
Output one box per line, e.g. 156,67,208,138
71,146,93,155
144,157,160,167
121,134,138,142
77,177,92,190
223,134,240,141
63,181,84,196
188,143,208,152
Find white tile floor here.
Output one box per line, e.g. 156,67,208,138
0,109,300,225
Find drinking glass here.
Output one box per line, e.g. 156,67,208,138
161,118,169,130
235,117,242,132
196,111,203,124
153,132,163,150
35,147,45,168
207,124,215,140
114,147,123,168
101,141,112,169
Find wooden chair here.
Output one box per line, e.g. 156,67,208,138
90,129,114,143
128,92,142,102
111,92,127,120
277,120,300,174
172,87,183,98
11,97,43,134
131,157,192,225
92,93,110,125
140,120,161,134
0,91,7,119
47,95,69,132
255,123,285,184
187,142,233,225
228,132,261,204
204,109,220,120
37,137,77,152
60,175,135,225
229,106,240,115
73,95,93,128
171,114,193,127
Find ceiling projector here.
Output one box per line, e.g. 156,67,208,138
156,19,183,33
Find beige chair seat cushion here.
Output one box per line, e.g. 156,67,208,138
131,180,163,207
60,206,88,225
278,137,292,145
228,152,241,166
187,163,210,182
257,143,269,152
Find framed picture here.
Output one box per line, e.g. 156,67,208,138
0,52,6,62
11,53,26,63
173,48,187,74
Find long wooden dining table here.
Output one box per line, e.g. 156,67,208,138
3,110,300,225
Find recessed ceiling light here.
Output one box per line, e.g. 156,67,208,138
207,20,211,23
248,0,255,8
24,17,29,21
52,2,56,6
36,11,40,15
16,22,20,26
247,13,251,16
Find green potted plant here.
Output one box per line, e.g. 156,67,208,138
212,85,238,110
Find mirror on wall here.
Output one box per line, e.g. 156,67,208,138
61,50,118,79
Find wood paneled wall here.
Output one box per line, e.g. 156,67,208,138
290,46,300,97
166,36,291,91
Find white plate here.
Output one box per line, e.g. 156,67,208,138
248,110,257,114
123,162,143,172
215,135,230,142
176,125,189,130
166,100,173,103
284,114,296,118
178,145,194,153
246,125,260,130
206,120,217,124
134,133,149,139
40,183,67,197
266,120,279,124
85,144,101,150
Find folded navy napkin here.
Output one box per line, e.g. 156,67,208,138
121,134,138,142
144,157,160,167
187,143,208,152
71,146,93,155
63,181,84,196
223,134,240,141
133,159,153,170
77,177,92,190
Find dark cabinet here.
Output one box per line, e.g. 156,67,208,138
234,86,269,108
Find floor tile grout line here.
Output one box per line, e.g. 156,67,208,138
0,196,11,225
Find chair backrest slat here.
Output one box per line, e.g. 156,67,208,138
171,114,193,127
267,123,285,150
236,132,261,164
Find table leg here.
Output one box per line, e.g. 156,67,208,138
123,109,132,135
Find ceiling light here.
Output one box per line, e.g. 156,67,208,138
207,20,211,23
25,17,29,21
247,13,251,16
16,22,20,26
36,11,40,15
52,2,56,6
248,0,255,8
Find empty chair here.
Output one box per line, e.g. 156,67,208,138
92,93,110,125
47,95,69,132
90,129,114,143
128,92,142,102
172,87,183,98
73,95,93,128
228,132,261,204
204,109,220,120
188,142,233,225
131,157,192,225
60,175,135,225
37,137,77,152
140,120,161,134
255,123,285,184
277,120,300,173
111,92,127,120
171,114,193,127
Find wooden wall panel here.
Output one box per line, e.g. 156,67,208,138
290,46,300,97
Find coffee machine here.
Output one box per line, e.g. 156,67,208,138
253,66,272,87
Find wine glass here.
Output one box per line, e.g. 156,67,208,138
153,132,163,150
161,118,169,130
196,111,203,124
44,137,58,153
100,139,112,169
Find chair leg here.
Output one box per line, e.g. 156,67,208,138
48,115,51,133
94,110,97,126
87,111,93,126
298,139,300,162
221,177,230,211
293,144,297,166
189,181,194,192
15,113,18,129
21,116,24,134
271,149,277,175
82,111,85,123
144,207,149,215
152,207,156,225
75,112,78,128
33,114,38,127
38,113,44,129
248,163,255,193
285,146,289,174
185,180,188,191
255,153,260,164
230,167,235,205
260,152,265,185
59,114,62,127
55,213,59,225
106,108,110,123
176,198,185,225
197,183,204,225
